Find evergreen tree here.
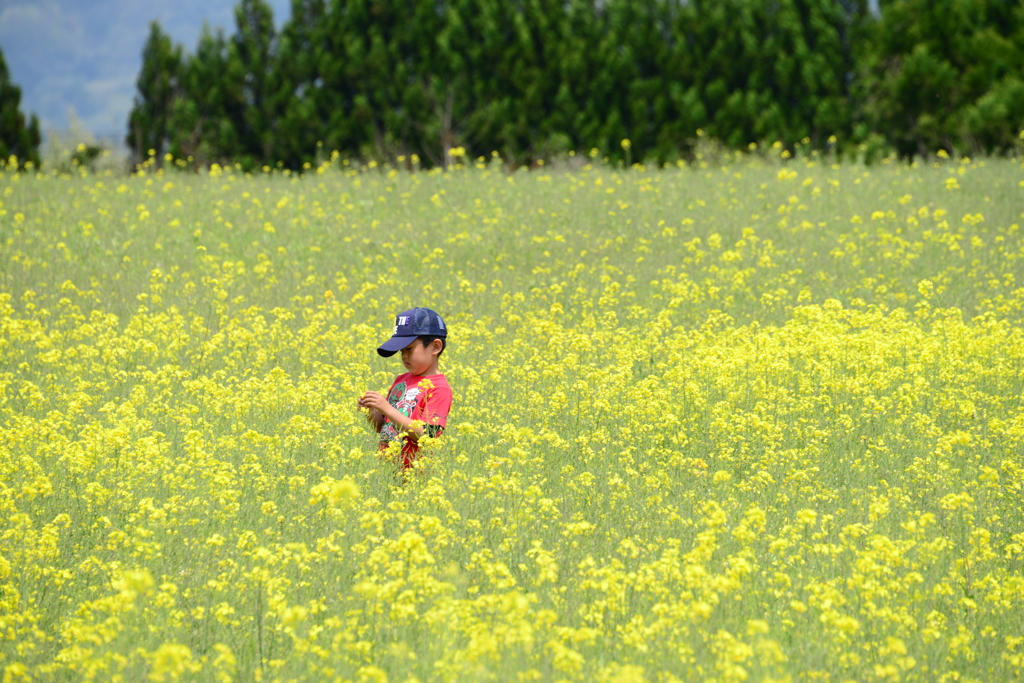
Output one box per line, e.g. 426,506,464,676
860,0,1024,157
315,0,446,164
590,0,680,163
224,0,278,169
168,25,238,165
656,0,708,160
309,0,367,160
0,46,41,169
544,0,609,156
409,0,472,167
685,0,863,151
436,0,509,162
443,0,582,166
126,21,183,166
267,0,329,168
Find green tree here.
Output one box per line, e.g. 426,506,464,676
586,0,681,164
224,0,278,169
167,24,236,165
314,0,447,165
266,0,328,168
860,0,1024,157
126,21,183,166
0,45,41,169
442,0,585,166
684,0,864,152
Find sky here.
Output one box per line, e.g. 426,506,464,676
0,0,290,143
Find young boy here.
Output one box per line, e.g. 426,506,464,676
357,307,452,470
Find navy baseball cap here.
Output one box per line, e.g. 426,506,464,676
377,307,447,357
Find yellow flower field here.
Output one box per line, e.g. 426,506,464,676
1,152,1023,682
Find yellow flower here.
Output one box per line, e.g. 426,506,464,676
149,643,200,681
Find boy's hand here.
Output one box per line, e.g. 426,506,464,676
358,391,388,432
358,391,389,413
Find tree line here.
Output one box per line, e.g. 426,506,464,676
130,0,871,170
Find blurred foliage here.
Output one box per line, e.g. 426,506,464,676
0,44,40,169
860,0,1024,158
126,22,183,163
42,111,129,175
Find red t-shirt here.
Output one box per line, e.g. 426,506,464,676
379,372,452,467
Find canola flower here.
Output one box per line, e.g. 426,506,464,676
0,152,1023,681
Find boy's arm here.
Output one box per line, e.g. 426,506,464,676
377,402,425,441
358,392,388,433
366,408,385,432
359,391,424,439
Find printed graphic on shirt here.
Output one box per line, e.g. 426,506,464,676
380,381,421,443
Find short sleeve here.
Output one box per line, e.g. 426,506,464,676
413,383,452,431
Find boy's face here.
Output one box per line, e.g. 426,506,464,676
400,339,441,375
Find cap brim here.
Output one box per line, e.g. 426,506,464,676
377,336,418,357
